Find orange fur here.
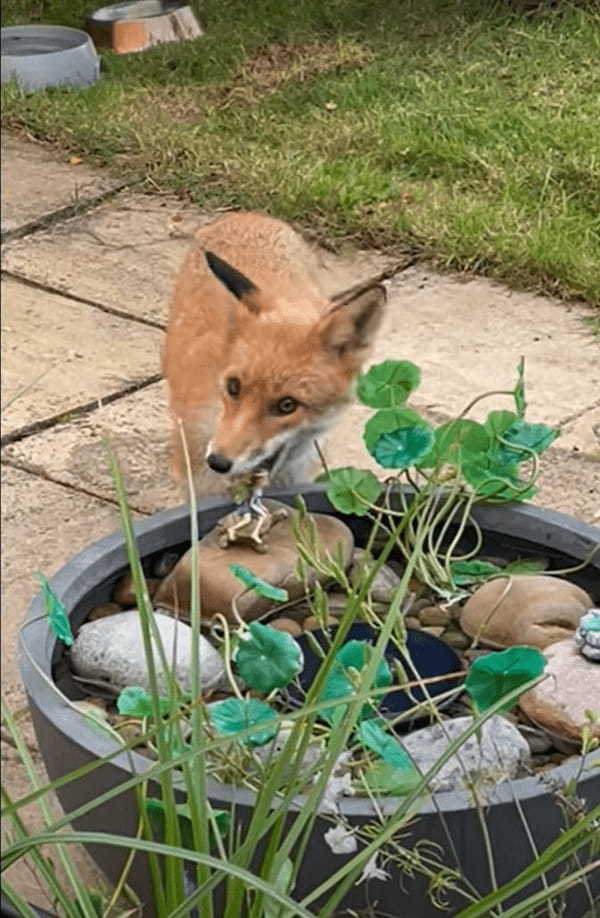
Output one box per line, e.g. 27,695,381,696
163,212,386,496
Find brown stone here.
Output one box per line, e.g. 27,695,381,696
404,616,421,630
87,602,122,622
269,617,303,637
303,615,340,632
112,574,160,607
519,640,600,744
153,501,354,623
418,605,450,627
460,575,591,650
442,627,471,650
421,625,445,638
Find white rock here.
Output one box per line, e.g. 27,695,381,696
401,715,531,793
349,549,403,604
71,611,225,694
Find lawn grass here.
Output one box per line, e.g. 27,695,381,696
2,0,599,305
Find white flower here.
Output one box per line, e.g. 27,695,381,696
358,853,390,884
323,824,358,855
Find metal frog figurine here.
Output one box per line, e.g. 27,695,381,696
216,469,288,553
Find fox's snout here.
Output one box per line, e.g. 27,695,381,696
206,452,233,474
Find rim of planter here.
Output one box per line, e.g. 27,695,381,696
90,0,187,22
19,485,600,820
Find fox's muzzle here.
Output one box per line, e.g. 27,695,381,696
206,452,233,474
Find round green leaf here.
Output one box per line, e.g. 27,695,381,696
357,719,418,776
320,641,391,724
462,457,535,502
494,419,559,465
361,759,421,796
364,407,431,455
235,622,303,693
373,425,435,469
325,467,383,516
465,646,547,713
418,420,490,470
485,410,518,438
357,360,421,408
450,560,503,587
229,563,288,603
117,686,171,717
208,697,277,747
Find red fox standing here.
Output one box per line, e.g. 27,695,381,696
163,211,386,497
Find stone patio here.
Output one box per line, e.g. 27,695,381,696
1,134,599,910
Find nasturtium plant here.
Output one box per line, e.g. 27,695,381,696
229,563,288,603
357,359,421,408
364,407,431,454
145,797,229,851
117,686,170,718
418,419,491,470
361,759,421,796
493,419,559,465
324,467,382,516
462,456,534,502
450,560,504,587
235,622,303,693
320,641,392,725
208,697,278,747
465,646,547,713
357,719,419,779
38,572,73,646
485,410,518,439
374,425,435,469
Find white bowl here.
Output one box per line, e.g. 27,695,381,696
1,25,100,91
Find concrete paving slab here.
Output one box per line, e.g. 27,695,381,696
372,265,599,428
1,135,123,239
1,465,123,708
4,381,180,514
1,277,162,439
1,192,392,324
558,404,600,459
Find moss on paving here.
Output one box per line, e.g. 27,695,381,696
2,0,599,305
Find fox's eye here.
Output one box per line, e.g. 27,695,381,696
274,396,298,416
226,377,241,397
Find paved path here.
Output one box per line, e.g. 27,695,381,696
1,134,599,908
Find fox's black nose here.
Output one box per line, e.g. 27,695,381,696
206,452,233,474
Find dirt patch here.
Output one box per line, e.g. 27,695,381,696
133,39,375,122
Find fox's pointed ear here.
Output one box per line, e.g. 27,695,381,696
205,250,263,314
319,285,387,358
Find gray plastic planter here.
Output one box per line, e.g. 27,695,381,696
19,487,600,917
1,25,99,91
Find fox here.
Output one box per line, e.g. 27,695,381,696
163,211,386,497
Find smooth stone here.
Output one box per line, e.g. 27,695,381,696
153,500,354,623
349,549,403,603
442,627,471,651
87,602,122,622
402,715,531,793
421,625,445,638
112,574,160,607
519,639,600,744
404,616,421,630
269,617,303,637
460,575,591,649
303,615,339,631
516,724,553,755
70,610,225,695
418,605,450,627
574,608,600,661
